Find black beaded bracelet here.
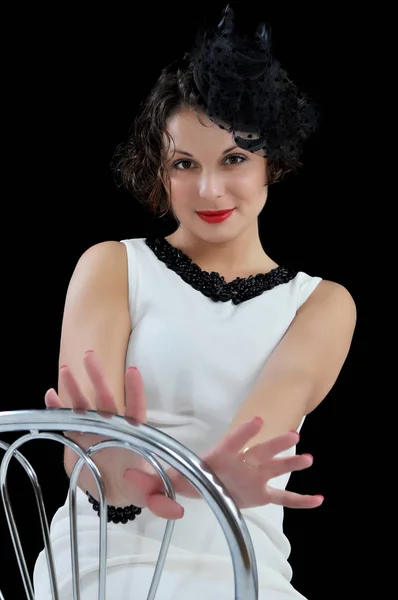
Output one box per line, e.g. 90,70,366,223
86,491,142,524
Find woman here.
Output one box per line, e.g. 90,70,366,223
33,7,356,599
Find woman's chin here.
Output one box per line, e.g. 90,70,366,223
191,226,240,245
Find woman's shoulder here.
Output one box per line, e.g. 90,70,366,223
77,238,145,265
71,241,130,287
312,279,355,303
299,278,356,322
80,239,126,257
72,238,150,292
288,269,356,318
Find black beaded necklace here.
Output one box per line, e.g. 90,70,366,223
145,237,297,305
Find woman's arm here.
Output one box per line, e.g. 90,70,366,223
226,280,357,446
167,280,356,508
56,241,132,486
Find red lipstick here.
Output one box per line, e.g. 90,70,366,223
196,209,234,224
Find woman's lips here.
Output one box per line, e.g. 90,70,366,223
196,209,235,223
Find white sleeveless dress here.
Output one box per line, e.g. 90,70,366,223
33,237,322,599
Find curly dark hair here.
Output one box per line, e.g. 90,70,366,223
112,11,317,217
112,62,204,217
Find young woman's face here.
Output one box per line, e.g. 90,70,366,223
164,108,268,243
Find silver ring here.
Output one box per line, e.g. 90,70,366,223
242,446,257,469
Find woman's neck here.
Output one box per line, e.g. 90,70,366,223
165,225,278,281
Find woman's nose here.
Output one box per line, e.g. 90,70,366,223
198,171,225,200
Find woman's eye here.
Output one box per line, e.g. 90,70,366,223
172,155,246,170
173,160,194,170
225,154,246,165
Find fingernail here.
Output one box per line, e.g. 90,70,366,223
289,430,300,438
60,364,67,370
315,495,324,502
253,416,263,425
84,350,94,355
127,366,137,371
303,453,313,460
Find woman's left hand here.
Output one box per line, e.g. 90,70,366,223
165,417,324,510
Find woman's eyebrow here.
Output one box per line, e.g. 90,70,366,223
173,145,238,157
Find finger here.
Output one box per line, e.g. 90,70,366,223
267,486,324,509
44,388,63,409
263,453,313,479
166,469,200,499
147,493,184,520
125,366,146,423
60,365,93,410
123,467,185,515
213,417,264,456
258,431,301,461
82,351,117,413
240,431,300,467
45,388,84,439
123,468,161,507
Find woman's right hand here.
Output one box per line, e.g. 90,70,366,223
44,350,184,520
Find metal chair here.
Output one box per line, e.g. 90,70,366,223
0,409,258,599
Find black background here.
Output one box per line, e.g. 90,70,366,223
1,2,375,599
